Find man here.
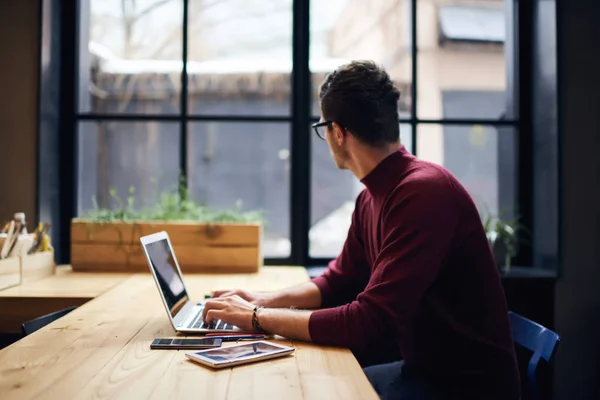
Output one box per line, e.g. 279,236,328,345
202,61,520,399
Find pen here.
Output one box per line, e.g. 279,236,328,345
205,332,265,336
205,332,264,337
0,221,16,259
205,335,265,341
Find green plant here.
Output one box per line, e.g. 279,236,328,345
481,210,523,269
80,183,265,224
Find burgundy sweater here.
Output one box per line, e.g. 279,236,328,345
309,147,520,398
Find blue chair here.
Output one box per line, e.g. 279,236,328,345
508,311,560,400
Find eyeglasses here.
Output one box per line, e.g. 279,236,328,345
311,121,332,140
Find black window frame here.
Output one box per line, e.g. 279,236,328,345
53,0,531,268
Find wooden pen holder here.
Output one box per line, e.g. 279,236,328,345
0,249,55,291
20,250,56,284
0,256,20,291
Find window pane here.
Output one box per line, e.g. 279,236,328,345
417,124,517,218
80,0,183,114
310,0,413,117
78,121,181,215
188,0,293,116
417,1,513,119
310,124,412,258
188,122,290,258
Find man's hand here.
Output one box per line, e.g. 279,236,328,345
202,294,313,341
212,289,274,307
201,295,258,332
211,282,322,310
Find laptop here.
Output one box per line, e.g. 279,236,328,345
140,231,248,334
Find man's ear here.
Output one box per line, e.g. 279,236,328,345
332,122,345,144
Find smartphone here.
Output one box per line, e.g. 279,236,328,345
150,338,223,350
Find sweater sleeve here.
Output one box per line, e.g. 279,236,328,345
309,180,459,349
310,191,371,308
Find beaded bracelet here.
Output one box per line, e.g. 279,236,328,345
252,305,265,333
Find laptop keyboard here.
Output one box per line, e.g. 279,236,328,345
188,308,235,330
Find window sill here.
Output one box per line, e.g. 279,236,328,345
306,266,558,280
499,266,557,280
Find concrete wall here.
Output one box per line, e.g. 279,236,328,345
0,0,40,231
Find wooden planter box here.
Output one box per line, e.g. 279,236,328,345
71,220,263,273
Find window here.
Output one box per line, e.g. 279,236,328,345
418,1,513,120
187,0,293,116
417,124,517,218
187,122,291,257
77,0,293,259
71,0,522,266
77,121,181,213
81,0,183,114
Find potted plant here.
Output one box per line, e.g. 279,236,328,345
481,212,521,273
71,184,265,273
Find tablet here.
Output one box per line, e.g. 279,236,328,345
185,340,294,369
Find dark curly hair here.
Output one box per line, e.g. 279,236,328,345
319,60,401,147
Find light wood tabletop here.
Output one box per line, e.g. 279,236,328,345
0,267,378,400
0,266,132,333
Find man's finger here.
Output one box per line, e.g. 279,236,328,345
202,299,226,321
213,290,238,298
205,309,226,324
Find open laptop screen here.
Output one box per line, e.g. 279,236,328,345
145,238,188,317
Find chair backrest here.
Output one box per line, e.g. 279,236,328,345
508,311,560,400
21,306,77,336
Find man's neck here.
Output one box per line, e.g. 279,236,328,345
349,142,401,180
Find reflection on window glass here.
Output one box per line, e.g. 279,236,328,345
188,122,291,258
310,125,412,258
310,0,413,117
77,121,181,214
81,0,183,114
417,0,511,119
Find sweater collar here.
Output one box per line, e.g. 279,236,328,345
360,145,412,197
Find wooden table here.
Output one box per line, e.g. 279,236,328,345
0,267,378,399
